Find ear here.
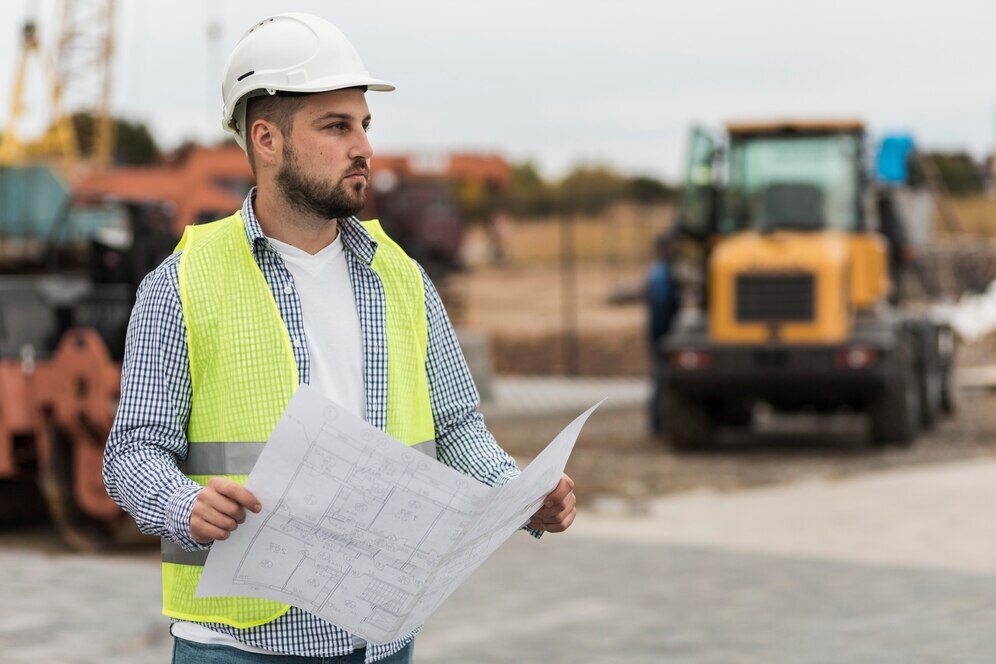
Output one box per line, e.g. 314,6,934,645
250,119,280,167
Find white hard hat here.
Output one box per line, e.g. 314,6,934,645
221,13,394,151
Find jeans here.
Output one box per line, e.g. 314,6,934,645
171,637,415,664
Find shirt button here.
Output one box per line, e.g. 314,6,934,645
293,338,301,348
283,285,293,295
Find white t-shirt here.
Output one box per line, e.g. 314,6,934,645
172,229,368,653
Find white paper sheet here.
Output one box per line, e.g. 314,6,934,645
196,384,600,644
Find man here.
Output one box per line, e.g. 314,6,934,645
646,231,680,436
103,13,576,664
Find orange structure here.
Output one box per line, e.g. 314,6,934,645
74,146,511,232
75,144,254,233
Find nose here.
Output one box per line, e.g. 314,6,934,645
349,127,374,162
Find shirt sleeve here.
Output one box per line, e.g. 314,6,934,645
102,256,207,551
417,263,542,539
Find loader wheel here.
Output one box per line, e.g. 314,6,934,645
668,390,715,452
38,422,114,552
913,323,942,429
919,369,942,430
870,338,921,447
940,363,957,415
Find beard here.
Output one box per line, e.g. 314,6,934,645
276,144,368,222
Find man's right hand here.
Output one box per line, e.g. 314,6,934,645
189,477,262,544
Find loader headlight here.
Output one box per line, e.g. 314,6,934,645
835,346,878,369
671,349,713,370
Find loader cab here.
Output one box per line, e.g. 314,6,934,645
722,122,866,234
678,120,869,238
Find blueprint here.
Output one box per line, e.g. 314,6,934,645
196,384,600,644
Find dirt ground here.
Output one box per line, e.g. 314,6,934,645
488,389,996,508
452,206,667,376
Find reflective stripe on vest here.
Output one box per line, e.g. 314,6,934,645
161,212,436,629
178,442,266,475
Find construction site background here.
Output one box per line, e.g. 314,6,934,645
4,4,996,662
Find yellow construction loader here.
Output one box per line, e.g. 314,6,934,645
662,119,954,449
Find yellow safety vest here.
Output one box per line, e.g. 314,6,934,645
160,211,435,628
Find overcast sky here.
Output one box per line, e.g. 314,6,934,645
1,0,994,180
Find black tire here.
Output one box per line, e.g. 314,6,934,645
940,365,957,415
668,390,716,451
915,326,943,429
939,326,957,415
870,336,921,447
919,367,943,429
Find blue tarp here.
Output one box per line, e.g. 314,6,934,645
0,166,120,243
0,165,70,238
876,134,915,184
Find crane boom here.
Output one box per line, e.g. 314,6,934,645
0,0,116,170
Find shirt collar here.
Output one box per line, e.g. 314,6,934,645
241,187,378,266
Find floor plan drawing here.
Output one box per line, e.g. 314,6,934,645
197,385,599,643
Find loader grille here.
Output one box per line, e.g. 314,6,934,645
735,273,815,323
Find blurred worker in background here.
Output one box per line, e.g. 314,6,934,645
646,231,680,436
102,12,576,664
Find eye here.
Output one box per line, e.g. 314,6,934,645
325,122,347,132
362,123,371,133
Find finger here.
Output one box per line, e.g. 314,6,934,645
544,494,576,524
214,481,262,512
543,477,572,506
543,510,577,533
538,490,575,518
546,509,576,533
202,491,246,521
534,505,560,521
199,506,238,532
538,493,572,515
190,518,232,544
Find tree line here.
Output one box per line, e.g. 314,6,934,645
459,161,677,221
68,113,991,214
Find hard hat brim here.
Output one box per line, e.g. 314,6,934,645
264,74,395,95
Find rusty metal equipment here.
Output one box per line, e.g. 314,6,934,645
363,170,465,282
0,193,176,549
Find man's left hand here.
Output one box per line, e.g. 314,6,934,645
527,474,576,533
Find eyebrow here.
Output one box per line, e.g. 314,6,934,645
312,111,372,124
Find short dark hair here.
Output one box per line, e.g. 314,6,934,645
244,92,308,174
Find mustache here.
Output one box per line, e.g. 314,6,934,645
343,159,370,178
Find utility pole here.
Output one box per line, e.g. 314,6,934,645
559,214,580,376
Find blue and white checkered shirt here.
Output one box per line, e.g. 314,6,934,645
103,189,529,662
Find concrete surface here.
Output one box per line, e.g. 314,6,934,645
576,457,996,575
481,376,649,421
4,458,996,663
